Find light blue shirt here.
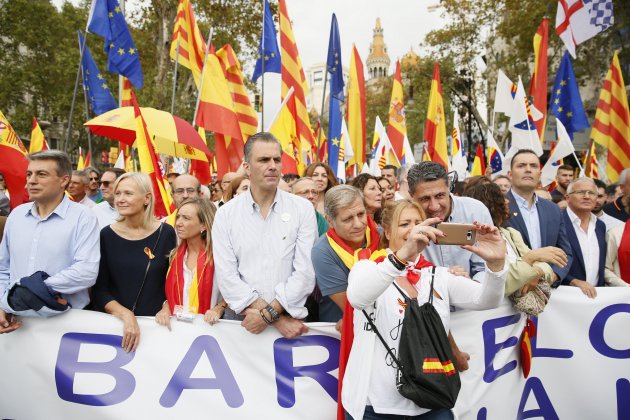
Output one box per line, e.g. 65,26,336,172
92,201,119,229
0,196,100,310
422,194,494,277
512,190,542,250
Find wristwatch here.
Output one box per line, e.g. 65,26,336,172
265,304,280,322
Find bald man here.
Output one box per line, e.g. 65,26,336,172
164,174,201,226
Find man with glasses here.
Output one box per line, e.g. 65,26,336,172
86,168,103,203
164,174,201,226
291,177,328,236
506,149,572,286
92,168,125,229
562,177,607,298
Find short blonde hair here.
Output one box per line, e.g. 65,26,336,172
113,172,156,227
379,200,425,249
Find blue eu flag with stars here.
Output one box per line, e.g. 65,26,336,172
551,51,589,140
78,31,118,116
87,0,144,89
252,0,281,82
326,13,344,102
327,85,343,175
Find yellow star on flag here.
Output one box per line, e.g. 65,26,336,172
102,83,108,90
128,48,135,55
560,80,567,86
118,48,125,55
332,138,340,147
97,74,104,80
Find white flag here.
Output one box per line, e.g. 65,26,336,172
507,77,543,157
402,133,416,166
541,119,576,187
494,70,516,116
450,110,468,180
337,119,355,182
369,116,392,176
555,0,614,58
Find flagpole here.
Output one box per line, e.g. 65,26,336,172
64,33,90,153
171,39,181,115
79,64,94,165
192,27,214,127
260,0,265,130
573,151,585,175
266,87,295,131
316,71,330,162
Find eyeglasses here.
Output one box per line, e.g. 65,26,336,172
89,177,99,181
569,190,597,197
174,188,198,195
98,181,112,188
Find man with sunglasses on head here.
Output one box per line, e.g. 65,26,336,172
92,168,126,229
86,168,104,203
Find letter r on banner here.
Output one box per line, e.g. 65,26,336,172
274,335,340,408
55,333,136,406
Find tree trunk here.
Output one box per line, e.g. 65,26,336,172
152,0,178,110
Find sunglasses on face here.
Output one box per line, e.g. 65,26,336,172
98,181,112,187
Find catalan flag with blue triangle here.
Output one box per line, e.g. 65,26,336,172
78,31,118,116
87,0,144,88
551,51,589,140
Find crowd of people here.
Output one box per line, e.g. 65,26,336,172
0,132,628,419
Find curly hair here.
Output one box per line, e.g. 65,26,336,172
462,182,510,227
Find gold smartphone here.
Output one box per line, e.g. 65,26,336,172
435,223,476,245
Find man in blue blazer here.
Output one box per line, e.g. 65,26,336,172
506,149,573,285
561,177,607,298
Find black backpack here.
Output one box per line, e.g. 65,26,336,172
362,267,461,409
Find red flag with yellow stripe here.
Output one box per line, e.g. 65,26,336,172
270,88,302,174
0,111,29,209
346,45,366,168
591,51,630,182
529,18,548,142
29,117,49,154
470,143,486,176
520,317,536,378
279,0,314,149
130,91,174,218
425,62,448,167
387,61,406,164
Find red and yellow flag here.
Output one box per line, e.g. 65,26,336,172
77,147,86,170
585,141,599,179
470,143,486,176
270,88,302,175
189,127,213,185
120,77,132,107
425,62,448,167
130,91,174,218
0,111,29,209
84,150,91,169
29,117,49,154
346,45,366,169
591,51,630,182
170,0,206,89
529,17,548,142
279,0,314,149
387,61,406,164
520,317,536,378
216,44,258,140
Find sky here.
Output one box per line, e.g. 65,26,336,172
53,0,449,126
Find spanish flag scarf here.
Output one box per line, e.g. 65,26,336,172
327,217,388,420
165,242,214,314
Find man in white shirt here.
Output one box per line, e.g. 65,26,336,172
68,170,95,208
92,168,125,229
562,177,607,298
212,132,316,339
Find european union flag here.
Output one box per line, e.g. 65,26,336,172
489,148,502,172
326,13,344,102
87,0,143,89
327,87,343,175
551,51,589,139
78,31,118,116
252,0,281,82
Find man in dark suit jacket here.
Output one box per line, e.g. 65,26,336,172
561,178,607,298
505,149,573,284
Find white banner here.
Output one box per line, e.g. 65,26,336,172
1,287,629,419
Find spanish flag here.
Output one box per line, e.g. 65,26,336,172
346,45,366,169
29,117,49,154
520,317,536,378
130,91,174,218
529,18,548,142
0,111,29,208
269,87,302,175
470,143,486,176
279,0,315,149
591,51,630,182
170,0,206,89
120,77,132,107
387,61,406,164
424,62,448,167
77,147,86,170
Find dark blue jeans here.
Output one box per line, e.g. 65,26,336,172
345,406,454,420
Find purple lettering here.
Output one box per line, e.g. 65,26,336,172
589,304,630,359
274,335,340,408
516,377,559,420
482,314,520,383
